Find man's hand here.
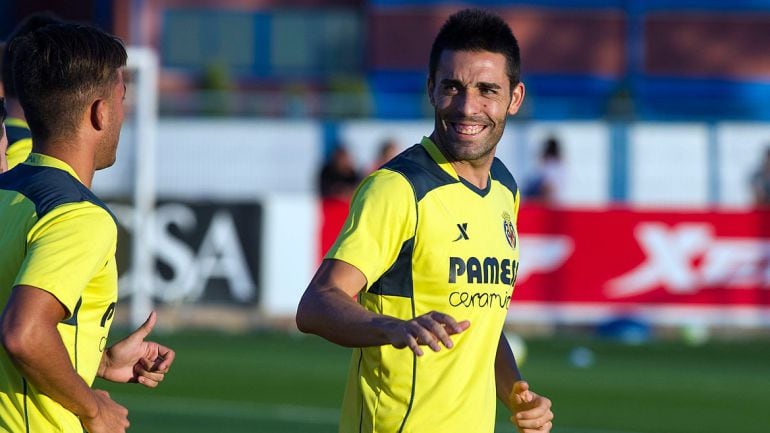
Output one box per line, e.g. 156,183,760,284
389,311,470,356
509,381,553,432
98,311,175,387
80,389,129,433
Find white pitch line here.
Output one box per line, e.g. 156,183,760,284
113,393,340,425
115,394,646,433
497,427,644,433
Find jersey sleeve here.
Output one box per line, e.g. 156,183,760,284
14,202,117,318
326,169,417,289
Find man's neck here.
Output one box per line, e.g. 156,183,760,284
450,159,492,189
32,139,95,188
429,133,494,189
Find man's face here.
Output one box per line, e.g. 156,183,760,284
428,50,524,165
95,69,126,170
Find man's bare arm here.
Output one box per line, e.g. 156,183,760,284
296,259,469,356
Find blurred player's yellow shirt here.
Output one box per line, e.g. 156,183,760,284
3,117,32,170
0,153,118,433
327,137,521,433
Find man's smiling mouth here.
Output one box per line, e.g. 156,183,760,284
451,123,486,135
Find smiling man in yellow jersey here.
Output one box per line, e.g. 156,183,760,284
0,23,175,433
297,8,553,433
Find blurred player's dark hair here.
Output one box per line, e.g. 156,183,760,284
1,12,63,99
429,8,521,88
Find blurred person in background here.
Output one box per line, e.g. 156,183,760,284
750,146,770,207
523,135,565,205
0,23,175,433
319,144,362,200
369,137,400,172
0,12,62,171
318,144,363,259
297,8,553,433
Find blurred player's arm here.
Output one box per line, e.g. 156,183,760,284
0,285,129,433
495,333,554,432
0,123,8,173
296,259,469,356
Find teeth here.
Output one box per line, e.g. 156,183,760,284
453,123,485,135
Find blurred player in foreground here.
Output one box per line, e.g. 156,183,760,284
0,13,62,171
297,8,553,433
0,23,175,433
0,97,7,172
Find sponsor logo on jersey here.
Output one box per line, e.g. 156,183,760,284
448,256,517,286
453,223,469,241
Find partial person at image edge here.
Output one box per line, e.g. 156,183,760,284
0,22,175,433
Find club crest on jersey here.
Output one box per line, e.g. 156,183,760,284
502,211,517,249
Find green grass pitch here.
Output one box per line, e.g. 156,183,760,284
98,330,770,433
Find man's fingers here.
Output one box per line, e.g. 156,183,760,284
152,346,176,372
511,380,533,405
511,419,552,432
513,390,534,406
428,311,470,335
513,396,554,432
419,316,455,349
133,310,157,339
137,376,159,388
133,359,169,388
135,370,164,387
417,312,471,350
515,403,551,423
516,419,553,432
411,324,442,352
394,312,470,355
405,334,424,356
513,380,530,394
453,319,471,334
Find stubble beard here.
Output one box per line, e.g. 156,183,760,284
95,127,121,170
433,115,503,164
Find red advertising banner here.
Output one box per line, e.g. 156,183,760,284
319,199,770,324
515,205,770,308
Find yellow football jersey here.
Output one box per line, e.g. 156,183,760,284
328,137,520,433
0,153,118,433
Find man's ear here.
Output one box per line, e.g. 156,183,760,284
90,99,107,131
507,82,526,116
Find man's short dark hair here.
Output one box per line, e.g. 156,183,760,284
10,23,126,142
1,12,63,99
429,8,521,88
